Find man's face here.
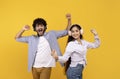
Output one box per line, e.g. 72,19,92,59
35,24,45,36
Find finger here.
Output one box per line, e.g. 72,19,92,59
25,25,30,30
66,14,71,17
91,29,95,32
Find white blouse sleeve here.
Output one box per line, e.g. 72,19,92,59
86,35,101,49
58,42,74,63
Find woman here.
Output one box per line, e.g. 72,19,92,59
52,24,100,79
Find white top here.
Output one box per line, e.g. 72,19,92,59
33,36,55,68
58,35,100,67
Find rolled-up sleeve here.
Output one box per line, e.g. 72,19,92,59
16,36,30,43
58,42,73,63
54,30,68,38
87,35,101,49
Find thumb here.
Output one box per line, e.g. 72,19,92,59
51,50,56,55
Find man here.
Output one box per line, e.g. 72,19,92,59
15,14,71,79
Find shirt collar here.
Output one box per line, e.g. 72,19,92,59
74,40,83,44
36,32,47,37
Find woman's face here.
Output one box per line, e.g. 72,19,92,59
71,26,81,40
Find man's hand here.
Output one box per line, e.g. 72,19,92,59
15,25,30,39
51,50,58,60
23,25,30,31
66,13,71,20
66,13,72,30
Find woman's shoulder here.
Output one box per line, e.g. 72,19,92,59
66,41,76,48
81,39,90,45
68,41,75,44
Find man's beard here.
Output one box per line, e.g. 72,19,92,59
37,29,45,36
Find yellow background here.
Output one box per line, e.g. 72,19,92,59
0,0,120,79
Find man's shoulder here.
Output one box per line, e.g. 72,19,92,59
26,35,38,38
46,30,56,35
47,30,67,34
47,30,55,33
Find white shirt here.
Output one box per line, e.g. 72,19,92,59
58,35,100,67
33,36,55,68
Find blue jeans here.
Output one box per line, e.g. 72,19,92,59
66,64,84,79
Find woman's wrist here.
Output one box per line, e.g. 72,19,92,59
94,34,98,36
55,56,58,60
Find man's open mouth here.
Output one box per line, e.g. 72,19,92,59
38,29,43,32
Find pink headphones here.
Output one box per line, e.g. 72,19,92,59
68,28,83,36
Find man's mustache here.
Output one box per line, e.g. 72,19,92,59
37,29,43,32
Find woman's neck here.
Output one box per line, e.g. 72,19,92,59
76,38,82,44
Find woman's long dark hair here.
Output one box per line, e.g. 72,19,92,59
64,24,83,74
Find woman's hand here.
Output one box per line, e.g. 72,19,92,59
51,50,58,60
90,29,98,36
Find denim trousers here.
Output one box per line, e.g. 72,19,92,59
66,64,84,79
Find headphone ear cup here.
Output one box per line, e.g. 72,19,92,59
68,31,72,36
80,29,84,34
